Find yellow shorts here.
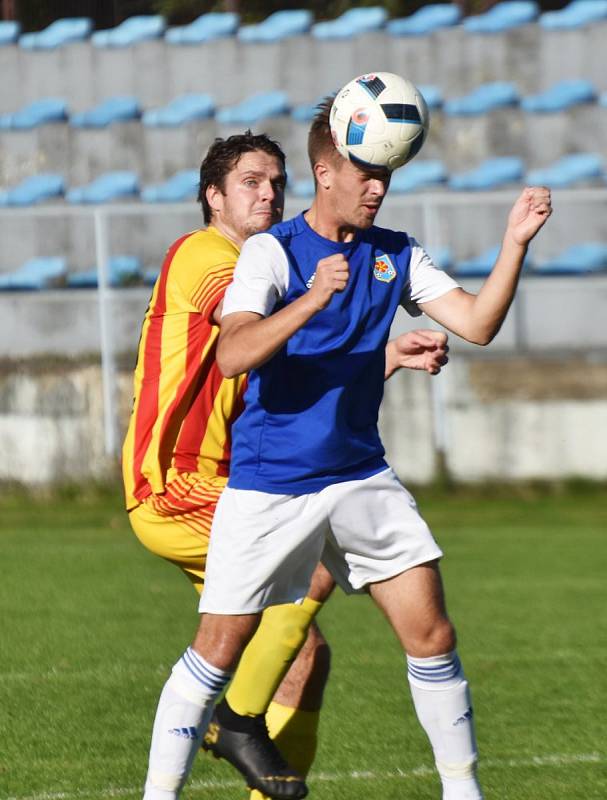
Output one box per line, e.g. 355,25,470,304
128,471,226,594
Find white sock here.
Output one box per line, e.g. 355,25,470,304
407,651,483,800
143,647,231,799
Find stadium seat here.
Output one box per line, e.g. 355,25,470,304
143,266,160,285
389,160,448,193
237,10,312,43
19,18,92,49
66,171,139,204
0,20,21,45
418,85,443,110
387,4,461,36
66,255,143,288
525,154,604,188
532,243,607,275
600,92,607,108
92,15,166,47
289,178,315,197
443,82,520,116
521,79,597,113
428,247,454,272
70,96,141,128
312,7,388,39
454,244,533,277
141,170,200,203
166,12,239,44
449,157,524,190
0,174,65,206
291,100,322,122
540,0,607,30
463,1,539,33
0,98,68,130
0,257,67,290
142,94,215,126
216,91,289,125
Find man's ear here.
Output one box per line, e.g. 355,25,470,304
313,159,332,190
206,184,223,216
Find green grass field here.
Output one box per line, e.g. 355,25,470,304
1,484,606,800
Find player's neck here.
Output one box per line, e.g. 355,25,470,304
304,203,357,243
208,220,245,249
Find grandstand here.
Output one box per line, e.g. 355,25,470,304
1,3,606,483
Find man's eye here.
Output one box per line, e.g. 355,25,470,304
244,179,257,187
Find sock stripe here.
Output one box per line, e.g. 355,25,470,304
181,648,230,693
407,654,462,684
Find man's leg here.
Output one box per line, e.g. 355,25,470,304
143,612,259,800
369,562,483,800
207,564,335,800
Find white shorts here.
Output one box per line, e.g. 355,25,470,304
199,467,443,614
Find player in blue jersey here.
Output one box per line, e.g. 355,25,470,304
142,98,551,800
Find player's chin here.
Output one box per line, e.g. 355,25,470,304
359,206,380,227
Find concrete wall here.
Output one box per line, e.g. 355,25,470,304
2,355,605,486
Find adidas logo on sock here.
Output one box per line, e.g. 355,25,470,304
169,726,199,740
452,707,473,727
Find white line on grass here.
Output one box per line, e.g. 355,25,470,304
6,752,604,800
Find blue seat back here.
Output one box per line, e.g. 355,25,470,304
521,79,597,113
6,174,65,205
166,12,239,43
387,5,461,36
390,161,448,193
217,91,289,125
238,10,312,42
70,96,141,128
540,0,607,30
142,170,200,203
312,6,388,39
534,243,607,274
0,20,21,45
20,17,92,49
92,15,166,47
0,257,67,290
142,94,215,126
10,98,68,129
526,153,604,187
464,1,539,33
444,82,519,115
449,157,524,190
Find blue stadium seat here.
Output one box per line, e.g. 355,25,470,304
0,20,21,45
390,161,448,193
216,91,289,125
312,7,388,39
291,100,322,123
0,98,68,130
19,18,92,49
0,174,65,206
70,96,141,128
600,92,607,108
92,15,166,47
142,94,215,127
166,12,239,44
418,85,444,110
289,178,315,197
449,157,524,190
443,82,520,116
238,10,312,43
428,247,454,272
141,170,200,203
540,0,607,30
387,5,461,36
143,267,161,286
67,255,143,288
463,1,539,33
454,245,534,277
533,243,607,275
521,79,597,113
525,154,604,188
0,257,67,290
66,171,139,204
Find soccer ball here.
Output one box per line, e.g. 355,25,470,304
329,72,429,171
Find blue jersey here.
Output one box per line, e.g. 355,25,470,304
226,213,418,494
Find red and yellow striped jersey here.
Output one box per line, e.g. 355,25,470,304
122,227,246,511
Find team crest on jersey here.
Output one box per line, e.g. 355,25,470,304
373,254,396,283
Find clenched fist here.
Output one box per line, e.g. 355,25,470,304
307,254,350,310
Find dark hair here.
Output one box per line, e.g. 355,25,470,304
198,131,286,224
307,94,341,174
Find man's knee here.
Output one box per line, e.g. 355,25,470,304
407,617,457,659
193,612,261,671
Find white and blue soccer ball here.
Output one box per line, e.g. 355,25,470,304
329,72,429,171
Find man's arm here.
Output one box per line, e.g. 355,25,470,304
418,187,552,345
217,254,349,377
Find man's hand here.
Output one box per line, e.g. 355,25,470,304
506,186,552,247
307,254,349,310
385,329,449,379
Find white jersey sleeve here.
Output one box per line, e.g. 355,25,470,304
401,237,460,317
222,233,289,318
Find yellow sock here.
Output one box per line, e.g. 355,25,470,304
249,702,321,800
226,597,322,717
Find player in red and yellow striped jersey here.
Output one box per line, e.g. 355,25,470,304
124,134,334,800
